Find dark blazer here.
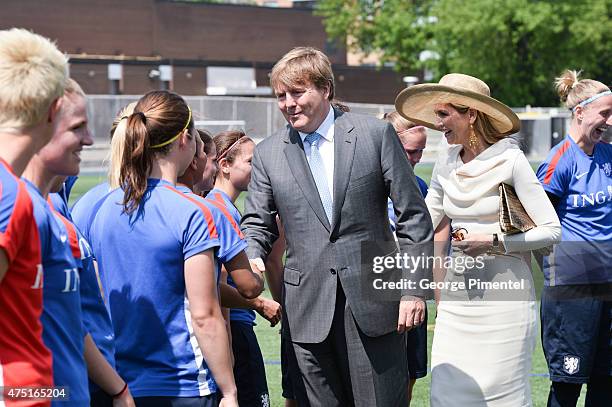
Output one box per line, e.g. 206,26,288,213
242,108,433,343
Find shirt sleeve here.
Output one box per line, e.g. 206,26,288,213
500,152,562,253
183,207,221,260
425,155,446,230
216,214,248,264
536,146,571,198
0,181,33,262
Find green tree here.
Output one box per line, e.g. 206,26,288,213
316,0,611,106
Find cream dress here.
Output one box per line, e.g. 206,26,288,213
426,138,561,406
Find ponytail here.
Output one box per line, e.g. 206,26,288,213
108,102,137,189
554,69,609,113
118,90,193,213
121,112,151,214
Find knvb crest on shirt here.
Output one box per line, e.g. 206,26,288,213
603,162,612,177
563,355,580,375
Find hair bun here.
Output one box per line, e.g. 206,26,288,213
554,69,581,102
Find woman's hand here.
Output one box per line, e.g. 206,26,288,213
453,233,495,257
112,387,135,407
219,394,239,407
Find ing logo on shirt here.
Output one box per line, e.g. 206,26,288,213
78,236,93,260
62,268,80,292
570,186,612,208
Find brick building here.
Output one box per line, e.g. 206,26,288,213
1,0,408,104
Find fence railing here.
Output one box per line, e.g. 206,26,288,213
81,95,571,172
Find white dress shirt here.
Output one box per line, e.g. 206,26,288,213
299,106,335,201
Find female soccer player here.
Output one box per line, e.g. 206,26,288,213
176,129,263,298
0,29,67,402
208,130,277,407
537,70,612,407
87,90,238,406
22,79,135,406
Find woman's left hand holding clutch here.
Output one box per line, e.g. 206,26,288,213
454,233,502,257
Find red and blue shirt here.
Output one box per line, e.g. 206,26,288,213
24,180,89,406
49,192,116,393
0,159,53,406
537,136,612,285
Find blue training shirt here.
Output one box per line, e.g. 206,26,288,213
71,181,113,240
49,192,116,393
206,188,256,325
175,185,248,284
24,180,89,406
88,179,221,397
536,135,612,285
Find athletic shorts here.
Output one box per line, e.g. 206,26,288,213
134,394,218,407
230,321,269,407
541,285,612,383
407,306,428,379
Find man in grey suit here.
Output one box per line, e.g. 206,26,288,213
242,47,433,406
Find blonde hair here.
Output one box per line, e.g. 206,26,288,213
270,47,334,100
56,78,86,120
64,78,85,98
0,28,68,129
382,111,417,132
108,102,137,188
555,69,609,112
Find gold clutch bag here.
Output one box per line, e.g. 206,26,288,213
499,183,536,234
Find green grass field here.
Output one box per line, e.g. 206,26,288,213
69,169,586,406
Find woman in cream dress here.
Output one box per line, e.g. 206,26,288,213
395,74,561,406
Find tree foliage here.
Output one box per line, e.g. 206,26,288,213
316,0,611,106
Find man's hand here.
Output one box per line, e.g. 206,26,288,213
397,296,426,333
255,297,282,327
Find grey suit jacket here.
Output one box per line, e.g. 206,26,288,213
242,108,433,343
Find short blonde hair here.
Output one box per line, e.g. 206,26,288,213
64,78,85,98
107,101,137,188
56,78,86,119
270,47,334,100
382,111,417,133
555,70,609,112
0,28,68,129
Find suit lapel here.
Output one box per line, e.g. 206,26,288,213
283,127,331,231
331,111,356,232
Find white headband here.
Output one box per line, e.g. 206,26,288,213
572,90,612,112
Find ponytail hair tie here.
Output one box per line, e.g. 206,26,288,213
132,111,147,124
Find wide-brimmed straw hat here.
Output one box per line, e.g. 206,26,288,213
395,73,520,135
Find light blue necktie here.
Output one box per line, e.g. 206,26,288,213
304,132,333,222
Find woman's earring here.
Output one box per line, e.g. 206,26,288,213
469,124,478,149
